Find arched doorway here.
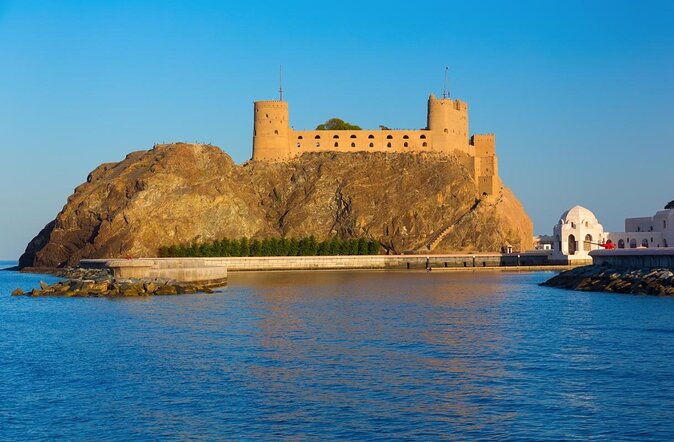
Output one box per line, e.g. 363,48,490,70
584,234,592,251
641,239,649,248
618,239,625,248
630,239,637,248
568,234,577,255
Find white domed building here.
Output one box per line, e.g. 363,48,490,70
538,204,674,264
550,206,606,263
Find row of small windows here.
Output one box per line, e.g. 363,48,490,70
297,141,428,148
297,134,428,140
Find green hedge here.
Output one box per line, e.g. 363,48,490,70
158,236,380,257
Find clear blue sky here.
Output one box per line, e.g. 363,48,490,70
1,0,673,259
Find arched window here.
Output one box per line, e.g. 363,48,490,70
296,142,300,148
316,142,320,147
350,142,356,147
420,134,427,139
571,222,576,229
403,135,409,139
369,142,374,148
386,142,392,148
584,234,592,251
403,142,409,147
334,142,339,147
444,128,448,134
422,142,427,147
618,239,625,248
630,239,637,248
274,130,279,135
350,134,357,139
642,239,649,247
333,134,339,139
298,136,303,140
315,135,321,139
568,234,577,255
386,135,393,140
368,134,375,139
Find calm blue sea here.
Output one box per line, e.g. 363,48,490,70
1,263,674,440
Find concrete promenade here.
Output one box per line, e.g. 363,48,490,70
80,252,562,282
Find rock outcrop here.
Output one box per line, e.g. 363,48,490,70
12,267,219,297
19,143,533,268
542,265,674,296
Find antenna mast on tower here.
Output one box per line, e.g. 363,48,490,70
279,65,284,101
443,66,449,99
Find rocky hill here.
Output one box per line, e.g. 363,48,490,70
19,143,533,268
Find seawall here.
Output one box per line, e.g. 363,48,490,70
80,252,555,277
590,248,674,269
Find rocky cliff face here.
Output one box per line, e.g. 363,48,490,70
19,143,533,268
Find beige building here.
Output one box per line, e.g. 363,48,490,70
251,94,500,196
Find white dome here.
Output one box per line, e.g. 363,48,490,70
559,205,599,224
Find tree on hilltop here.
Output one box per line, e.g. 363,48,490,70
316,118,362,130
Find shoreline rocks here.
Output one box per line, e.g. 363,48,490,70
11,267,224,298
541,265,674,296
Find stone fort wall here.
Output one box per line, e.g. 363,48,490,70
251,95,500,195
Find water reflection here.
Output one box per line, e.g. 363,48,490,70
2,270,674,440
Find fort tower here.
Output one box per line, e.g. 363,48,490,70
252,100,290,161
426,94,469,154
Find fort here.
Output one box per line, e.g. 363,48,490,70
251,93,501,196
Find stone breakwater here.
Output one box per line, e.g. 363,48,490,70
11,268,222,298
541,265,674,296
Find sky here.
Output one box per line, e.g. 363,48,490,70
1,0,673,259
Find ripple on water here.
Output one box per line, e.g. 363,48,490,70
1,269,673,440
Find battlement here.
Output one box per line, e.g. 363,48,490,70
249,92,500,195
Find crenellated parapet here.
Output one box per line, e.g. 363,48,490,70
250,93,501,195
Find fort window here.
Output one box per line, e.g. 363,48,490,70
298,136,303,140
618,239,625,248
368,134,375,139
630,239,637,248
350,134,357,139
386,135,393,140
274,130,278,135
403,135,409,139
420,134,427,139
422,142,427,147
334,142,339,147
315,135,321,139
642,239,649,247
333,135,339,139
369,143,374,147
444,129,448,133
316,142,320,147
351,142,356,147
387,142,392,148
404,142,409,147
296,143,300,148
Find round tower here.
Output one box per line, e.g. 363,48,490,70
427,94,469,154
252,100,290,161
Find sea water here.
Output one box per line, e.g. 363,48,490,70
1,264,673,440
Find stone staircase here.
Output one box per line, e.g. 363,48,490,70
422,198,483,252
